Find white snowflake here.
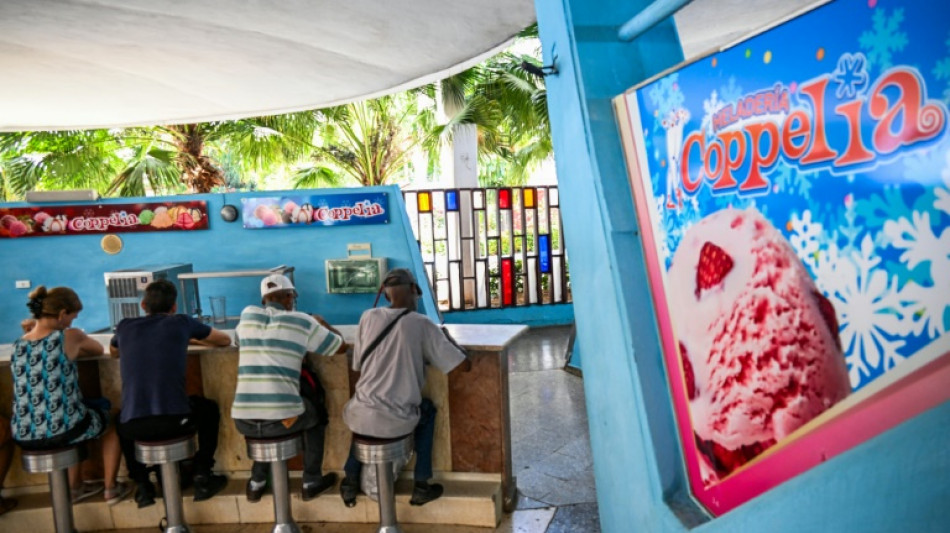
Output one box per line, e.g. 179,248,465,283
789,210,822,267
883,212,950,339
820,236,913,388
937,147,950,214
700,89,723,137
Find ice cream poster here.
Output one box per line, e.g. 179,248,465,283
614,0,950,516
241,192,389,229
0,201,209,238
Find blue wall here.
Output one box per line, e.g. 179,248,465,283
0,185,439,342
536,0,949,532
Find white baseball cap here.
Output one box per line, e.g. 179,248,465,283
261,274,296,298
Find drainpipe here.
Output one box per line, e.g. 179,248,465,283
617,0,694,42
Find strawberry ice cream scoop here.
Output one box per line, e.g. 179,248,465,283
668,207,850,481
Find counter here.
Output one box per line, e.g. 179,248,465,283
0,323,527,519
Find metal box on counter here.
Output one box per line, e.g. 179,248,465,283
104,263,196,330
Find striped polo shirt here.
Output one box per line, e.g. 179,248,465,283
232,303,342,420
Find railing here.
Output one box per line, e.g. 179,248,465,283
403,187,571,312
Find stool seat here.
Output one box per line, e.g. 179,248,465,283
135,434,196,464
245,434,302,462
354,433,413,465
21,446,81,473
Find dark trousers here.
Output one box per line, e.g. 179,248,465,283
118,396,220,483
344,398,436,482
234,398,326,485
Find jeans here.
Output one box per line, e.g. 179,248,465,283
344,398,436,482
118,396,220,483
234,398,326,486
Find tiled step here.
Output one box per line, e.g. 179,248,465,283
0,472,502,531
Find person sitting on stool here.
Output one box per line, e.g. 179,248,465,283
232,274,347,502
340,268,471,507
110,279,232,508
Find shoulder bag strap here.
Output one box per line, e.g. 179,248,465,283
358,309,411,371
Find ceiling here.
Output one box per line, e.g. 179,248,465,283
0,0,817,132
0,0,535,131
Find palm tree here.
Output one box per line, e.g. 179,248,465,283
293,93,426,188
0,129,125,198
0,112,320,199
428,24,551,187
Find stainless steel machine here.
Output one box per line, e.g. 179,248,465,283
103,263,196,330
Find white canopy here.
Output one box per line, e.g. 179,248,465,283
0,0,813,132
0,0,535,131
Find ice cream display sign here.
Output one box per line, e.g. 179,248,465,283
0,201,209,238
615,0,950,516
241,192,389,228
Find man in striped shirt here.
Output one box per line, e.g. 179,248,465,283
233,274,346,502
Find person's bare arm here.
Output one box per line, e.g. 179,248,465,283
193,328,232,347
64,328,104,360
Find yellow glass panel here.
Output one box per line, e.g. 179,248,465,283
523,188,535,209
418,192,431,213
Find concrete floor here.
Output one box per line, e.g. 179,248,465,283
91,325,600,533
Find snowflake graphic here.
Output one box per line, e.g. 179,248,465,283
883,211,950,338
700,89,723,137
789,210,822,263
817,236,914,389
774,161,813,198
858,7,908,73
932,32,950,104
719,76,743,104
646,74,685,133
831,53,870,99
937,147,950,214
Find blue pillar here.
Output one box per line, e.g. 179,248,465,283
534,1,688,531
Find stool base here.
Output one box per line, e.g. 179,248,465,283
271,523,302,533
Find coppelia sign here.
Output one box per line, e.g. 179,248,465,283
678,66,946,200
615,0,950,516
241,192,389,228
0,201,209,238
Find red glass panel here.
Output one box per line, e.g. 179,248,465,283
501,257,513,306
498,188,512,210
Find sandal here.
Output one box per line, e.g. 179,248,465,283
104,481,132,506
71,480,104,503
0,496,18,516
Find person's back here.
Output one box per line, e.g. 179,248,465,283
111,279,231,508
115,313,204,422
232,274,344,502
344,307,463,438
340,268,468,507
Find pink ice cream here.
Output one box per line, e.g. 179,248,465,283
668,207,849,483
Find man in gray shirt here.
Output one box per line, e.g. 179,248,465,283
341,268,470,507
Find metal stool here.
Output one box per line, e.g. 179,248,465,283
245,434,303,533
354,434,413,533
135,434,196,533
21,445,81,533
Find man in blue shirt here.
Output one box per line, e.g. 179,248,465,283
110,279,232,508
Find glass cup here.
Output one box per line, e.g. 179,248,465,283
209,296,227,324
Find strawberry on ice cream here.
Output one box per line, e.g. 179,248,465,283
668,207,849,484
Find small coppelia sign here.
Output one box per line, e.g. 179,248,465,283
0,201,209,238
241,192,389,229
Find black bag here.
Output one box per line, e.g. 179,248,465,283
299,359,328,426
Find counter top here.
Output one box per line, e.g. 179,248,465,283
0,322,528,364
